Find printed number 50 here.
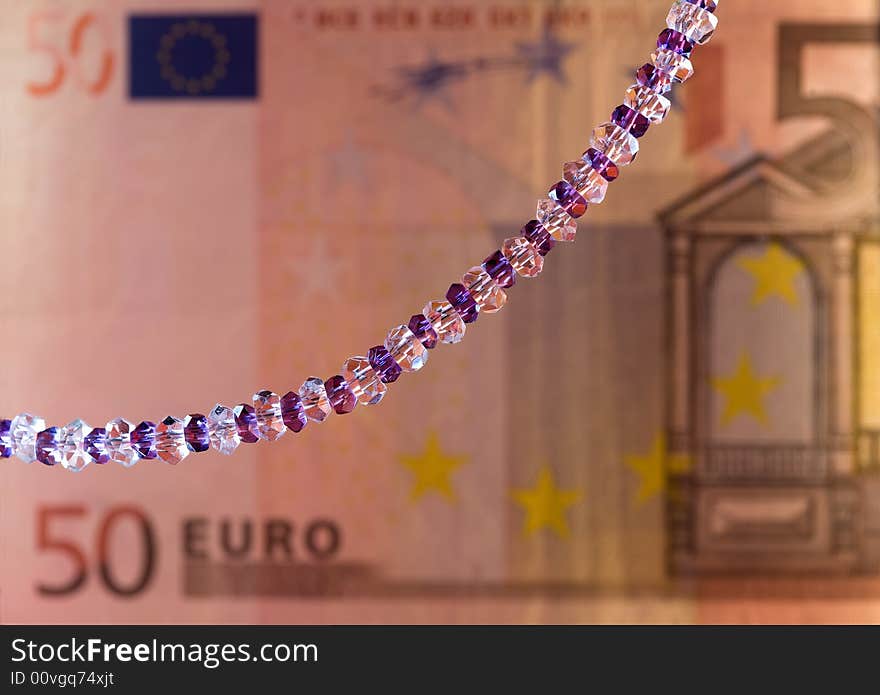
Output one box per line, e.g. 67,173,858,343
26,11,114,97
37,506,156,597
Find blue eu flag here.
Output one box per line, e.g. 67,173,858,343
129,14,258,99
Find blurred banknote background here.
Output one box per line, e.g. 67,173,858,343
0,0,879,624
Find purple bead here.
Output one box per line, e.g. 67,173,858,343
0,419,11,458
325,375,357,415
521,220,555,256
277,391,305,433
132,421,158,459
368,345,402,384
685,0,717,12
233,404,259,444
280,391,307,433
35,427,61,466
446,283,479,324
183,413,210,452
611,104,650,138
636,63,672,93
482,250,516,289
408,314,438,350
657,28,694,55
84,427,110,464
548,180,588,218
583,148,620,182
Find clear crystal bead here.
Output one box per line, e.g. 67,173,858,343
624,84,671,123
462,266,506,313
651,48,694,83
253,390,286,441
423,300,466,345
156,416,188,465
342,356,387,406
208,404,240,455
590,123,639,166
106,418,138,467
502,237,543,278
385,325,428,372
666,0,718,45
60,419,91,472
299,377,332,422
536,199,577,242
563,160,608,204
11,413,46,463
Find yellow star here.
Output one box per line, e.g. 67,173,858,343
511,466,582,539
738,243,803,306
625,433,692,503
399,432,466,503
712,353,780,426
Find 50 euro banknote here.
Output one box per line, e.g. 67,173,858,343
0,0,878,624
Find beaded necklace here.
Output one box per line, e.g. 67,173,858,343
0,1,721,472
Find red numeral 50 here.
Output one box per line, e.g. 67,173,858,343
26,11,115,97
37,505,156,597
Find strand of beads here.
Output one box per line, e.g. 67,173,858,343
0,0,720,472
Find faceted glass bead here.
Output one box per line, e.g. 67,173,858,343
385,325,429,371
657,28,694,55
407,314,438,350
253,390,286,441
342,357,387,406
423,300,466,345
548,180,587,218
536,199,577,242
666,0,718,44
84,427,110,464
368,345,403,383
60,419,91,472
590,123,639,166
502,237,543,278
11,413,46,463
183,413,210,452
208,404,241,455
132,421,158,460
0,419,11,458
462,266,506,313
299,377,332,422
325,375,357,415
482,250,517,289
651,49,694,83
279,392,308,432
156,416,188,465
563,160,609,203
106,418,138,467
583,148,620,182
36,427,63,466
611,104,650,138
624,85,671,124
446,283,479,324
233,404,260,443
520,220,555,256
685,0,718,12
636,63,673,94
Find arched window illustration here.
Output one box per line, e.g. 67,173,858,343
702,240,825,481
